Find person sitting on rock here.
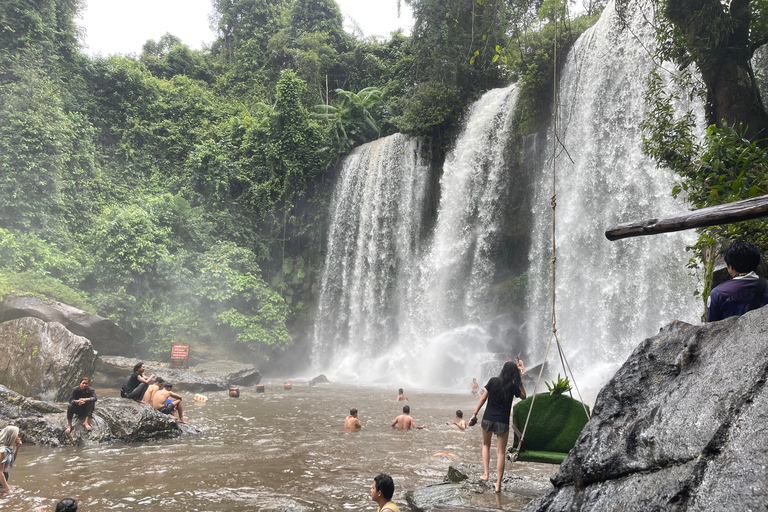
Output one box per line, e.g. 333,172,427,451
142,376,164,404
707,239,768,321
446,410,466,430
151,383,187,424
65,377,96,433
121,362,155,400
345,407,362,431
391,405,425,430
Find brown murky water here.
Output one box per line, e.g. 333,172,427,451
0,381,556,511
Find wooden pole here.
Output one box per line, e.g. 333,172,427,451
605,194,768,241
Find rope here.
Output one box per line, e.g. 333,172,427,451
510,2,590,460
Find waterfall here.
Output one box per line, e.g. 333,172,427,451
312,0,703,393
312,133,430,371
524,0,702,392
312,87,520,388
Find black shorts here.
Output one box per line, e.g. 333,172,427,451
158,402,176,414
481,419,510,434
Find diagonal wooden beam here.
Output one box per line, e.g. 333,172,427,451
605,194,768,241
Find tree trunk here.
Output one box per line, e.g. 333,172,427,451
665,0,768,143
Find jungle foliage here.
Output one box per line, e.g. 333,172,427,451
635,0,768,302
0,0,599,362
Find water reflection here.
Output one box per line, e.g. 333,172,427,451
1,382,555,511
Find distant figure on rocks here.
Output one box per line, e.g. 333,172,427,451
142,376,165,404
370,473,400,512
121,362,155,400
707,239,768,322
345,408,362,431
65,377,96,433
396,388,408,401
0,425,22,493
391,405,425,430
471,360,526,493
151,383,187,424
446,410,466,430
471,378,480,395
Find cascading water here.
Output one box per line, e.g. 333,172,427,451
312,87,521,388
312,0,703,393
312,133,430,371
524,0,702,392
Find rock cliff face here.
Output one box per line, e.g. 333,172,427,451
0,317,98,401
0,295,134,356
524,307,768,511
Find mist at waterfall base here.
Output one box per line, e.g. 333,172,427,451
311,0,702,396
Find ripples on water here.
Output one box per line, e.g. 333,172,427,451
1,381,555,511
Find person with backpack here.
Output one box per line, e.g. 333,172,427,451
121,362,155,400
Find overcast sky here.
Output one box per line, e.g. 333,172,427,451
79,0,414,56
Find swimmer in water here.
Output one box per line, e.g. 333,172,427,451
446,410,466,430
345,408,362,431
391,405,425,430
471,378,480,395
396,388,408,401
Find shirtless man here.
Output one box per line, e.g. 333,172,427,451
345,408,362,431
142,376,164,404
391,405,425,430
446,410,466,431
396,388,408,401
151,383,187,424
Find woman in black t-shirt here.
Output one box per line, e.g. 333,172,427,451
470,360,526,493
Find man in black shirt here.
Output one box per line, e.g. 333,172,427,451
65,377,97,433
121,362,155,400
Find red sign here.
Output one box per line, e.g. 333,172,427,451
171,344,189,360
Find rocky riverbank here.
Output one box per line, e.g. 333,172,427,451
0,384,198,446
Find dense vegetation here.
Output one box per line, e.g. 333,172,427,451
0,0,599,363
634,0,768,302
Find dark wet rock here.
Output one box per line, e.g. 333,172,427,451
94,355,261,392
523,308,768,511
407,463,552,512
0,295,134,356
0,317,98,401
0,386,197,446
311,374,329,384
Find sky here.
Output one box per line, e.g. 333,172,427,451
78,0,414,56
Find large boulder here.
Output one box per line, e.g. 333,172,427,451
0,295,135,356
524,307,768,511
94,355,261,392
0,385,197,446
0,317,98,401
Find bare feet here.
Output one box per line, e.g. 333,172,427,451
494,484,501,493
480,474,489,482
84,423,92,431
64,426,71,434
176,418,188,424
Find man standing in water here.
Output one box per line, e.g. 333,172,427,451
396,388,408,401
446,410,466,430
151,383,187,423
121,362,155,400
370,473,399,512
391,405,425,430
345,408,362,431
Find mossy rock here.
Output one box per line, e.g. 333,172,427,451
513,393,590,453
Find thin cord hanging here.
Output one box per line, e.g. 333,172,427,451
510,3,590,461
